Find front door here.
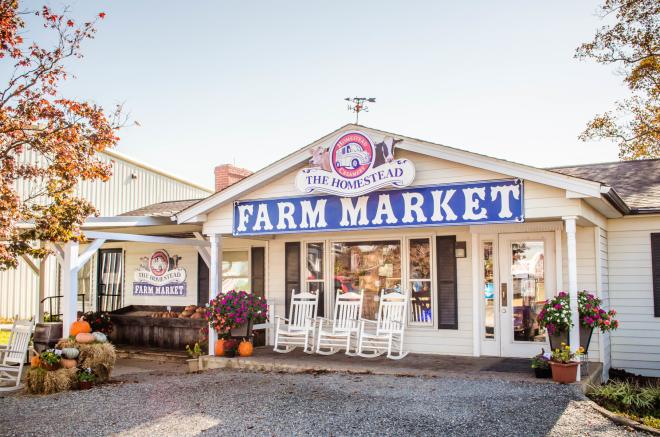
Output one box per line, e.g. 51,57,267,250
497,233,555,357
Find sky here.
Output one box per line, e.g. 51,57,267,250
26,0,626,189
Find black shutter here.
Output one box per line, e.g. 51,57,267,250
436,236,458,329
285,242,301,318
652,233,660,318
251,247,265,298
197,254,209,307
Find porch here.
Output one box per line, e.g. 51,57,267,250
192,347,603,389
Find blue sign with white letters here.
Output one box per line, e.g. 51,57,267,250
232,179,524,236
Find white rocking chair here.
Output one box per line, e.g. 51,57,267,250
316,290,364,356
273,290,319,354
0,320,34,391
357,290,408,360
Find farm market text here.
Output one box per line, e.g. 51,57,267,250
233,179,524,236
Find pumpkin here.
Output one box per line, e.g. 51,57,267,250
62,347,80,359
30,355,41,368
238,339,253,357
92,332,107,343
70,320,91,337
75,332,95,344
190,312,202,319
214,339,225,357
61,358,77,369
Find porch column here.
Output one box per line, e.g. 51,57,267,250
208,233,222,356
563,216,580,381
61,241,79,337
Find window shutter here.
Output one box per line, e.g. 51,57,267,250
197,254,209,307
652,233,660,318
436,236,458,329
251,247,265,298
285,242,301,318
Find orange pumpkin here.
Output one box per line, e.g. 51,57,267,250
30,355,41,368
70,320,91,337
61,358,77,369
214,339,225,357
238,339,253,357
75,332,95,344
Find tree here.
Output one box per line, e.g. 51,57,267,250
576,0,659,160
0,1,121,270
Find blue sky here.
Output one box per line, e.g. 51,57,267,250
31,1,624,188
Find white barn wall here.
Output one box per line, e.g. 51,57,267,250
607,215,660,377
0,150,212,319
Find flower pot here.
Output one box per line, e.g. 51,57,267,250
534,367,552,379
224,350,236,358
79,380,93,390
214,339,225,357
41,362,59,371
230,321,253,338
549,361,579,384
580,325,593,354
548,331,569,351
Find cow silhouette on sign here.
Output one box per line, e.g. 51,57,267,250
373,136,403,168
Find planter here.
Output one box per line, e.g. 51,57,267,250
41,362,59,371
548,331,569,351
534,367,552,379
549,361,580,384
230,320,253,338
33,322,63,353
580,325,593,353
224,350,236,358
78,381,93,390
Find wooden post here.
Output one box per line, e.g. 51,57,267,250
37,251,49,323
208,233,222,356
61,241,79,337
563,216,580,381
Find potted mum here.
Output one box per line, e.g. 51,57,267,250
206,290,268,356
77,367,96,390
530,349,552,379
549,343,584,384
40,349,62,371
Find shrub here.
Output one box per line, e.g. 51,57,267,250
588,381,660,418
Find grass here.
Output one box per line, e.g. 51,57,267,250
588,381,660,430
0,330,9,345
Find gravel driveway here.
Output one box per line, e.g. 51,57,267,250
0,367,648,437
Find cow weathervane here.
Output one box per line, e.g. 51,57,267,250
345,97,375,124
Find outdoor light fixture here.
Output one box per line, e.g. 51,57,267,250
455,241,467,258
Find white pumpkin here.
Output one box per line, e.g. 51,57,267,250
92,332,107,343
62,347,80,359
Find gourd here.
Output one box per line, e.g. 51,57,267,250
62,348,80,359
75,332,95,344
92,332,107,343
61,358,77,369
70,320,91,337
238,339,253,357
30,355,41,368
214,339,225,357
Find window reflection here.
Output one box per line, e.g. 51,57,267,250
511,241,546,342
409,239,432,325
333,241,401,319
483,242,495,339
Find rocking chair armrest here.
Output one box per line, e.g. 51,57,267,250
358,318,377,325
274,315,290,322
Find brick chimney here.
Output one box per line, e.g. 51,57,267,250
214,164,253,192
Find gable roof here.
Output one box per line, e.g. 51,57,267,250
549,159,660,212
120,199,201,217
175,124,615,224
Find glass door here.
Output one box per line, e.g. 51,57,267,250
497,233,556,357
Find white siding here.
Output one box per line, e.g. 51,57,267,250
1,151,212,319
607,215,660,377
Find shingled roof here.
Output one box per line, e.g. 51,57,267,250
119,199,202,217
549,159,660,212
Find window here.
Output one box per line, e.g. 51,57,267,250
222,250,249,291
408,238,432,325
333,241,401,320
482,241,495,339
305,242,325,316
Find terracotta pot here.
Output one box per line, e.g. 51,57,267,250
214,339,225,357
79,380,93,390
549,361,579,384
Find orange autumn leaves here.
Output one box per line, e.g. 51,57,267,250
0,1,120,269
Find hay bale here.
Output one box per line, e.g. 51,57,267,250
26,367,77,394
54,339,117,382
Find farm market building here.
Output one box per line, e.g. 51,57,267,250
13,125,660,377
